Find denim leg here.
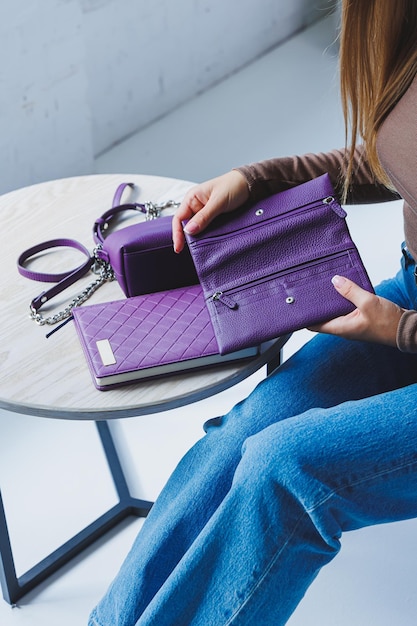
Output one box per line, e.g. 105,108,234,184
89,261,417,626
135,383,417,626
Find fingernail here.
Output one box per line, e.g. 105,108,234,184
331,275,347,288
184,221,199,235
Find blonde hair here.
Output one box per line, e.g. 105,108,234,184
339,0,417,200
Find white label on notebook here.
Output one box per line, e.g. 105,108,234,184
96,339,117,366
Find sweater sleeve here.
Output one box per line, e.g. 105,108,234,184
235,145,401,205
397,310,417,353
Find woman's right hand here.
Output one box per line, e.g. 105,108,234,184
172,170,250,253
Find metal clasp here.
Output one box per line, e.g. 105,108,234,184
144,200,180,220
144,202,162,220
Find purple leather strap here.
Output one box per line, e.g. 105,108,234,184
93,202,147,244
17,238,93,312
112,182,135,207
93,182,178,244
93,182,150,244
17,238,92,282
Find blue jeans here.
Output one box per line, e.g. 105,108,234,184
89,252,417,626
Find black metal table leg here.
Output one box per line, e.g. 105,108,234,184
0,420,152,605
266,334,291,376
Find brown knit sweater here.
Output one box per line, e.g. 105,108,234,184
236,75,417,352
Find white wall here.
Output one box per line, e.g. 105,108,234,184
0,0,335,195
0,2,93,194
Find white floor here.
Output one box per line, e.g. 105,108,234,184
1,14,416,626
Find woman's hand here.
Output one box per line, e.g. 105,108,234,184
172,170,250,253
310,275,405,347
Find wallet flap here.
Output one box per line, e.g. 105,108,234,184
184,174,340,241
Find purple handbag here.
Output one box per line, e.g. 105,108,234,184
185,174,374,354
93,183,198,297
18,183,198,326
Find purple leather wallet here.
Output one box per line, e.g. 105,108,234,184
185,174,374,354
72,284,259,390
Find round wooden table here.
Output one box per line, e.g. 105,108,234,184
0,173,284,421
0,174,286,604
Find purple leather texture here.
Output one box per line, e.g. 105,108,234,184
72,285,220,389
185,174,374,354
97,215,198,297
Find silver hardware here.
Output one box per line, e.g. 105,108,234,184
144,200,180,220
285,296,295,304
30,255,115,326
323,196,334,204
144,201,161,220
255,209,264,216
212,291,223,301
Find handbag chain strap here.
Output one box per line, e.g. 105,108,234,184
29,253,115,327
19,183,179,327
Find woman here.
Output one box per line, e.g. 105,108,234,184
89,1,417,624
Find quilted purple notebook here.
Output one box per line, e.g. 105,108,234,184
72,284,259,390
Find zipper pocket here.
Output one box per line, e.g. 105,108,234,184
208,249,354,309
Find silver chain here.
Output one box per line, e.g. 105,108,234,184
30,257,115,326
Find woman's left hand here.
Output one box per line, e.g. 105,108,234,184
309,275,406,347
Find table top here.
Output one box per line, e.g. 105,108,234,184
0,174,284,420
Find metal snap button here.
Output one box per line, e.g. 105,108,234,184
255,209,264,216
285,296,295,304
